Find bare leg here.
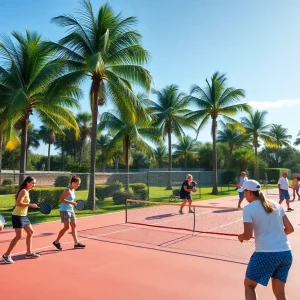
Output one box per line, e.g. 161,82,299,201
272,278,287,300
244,277,258,300
23,224,34,255
180,199,187,210
238,197,244,208
55,223,70,243
4,228,23,255
70,222,78,245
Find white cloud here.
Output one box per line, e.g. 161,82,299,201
248,99,300,109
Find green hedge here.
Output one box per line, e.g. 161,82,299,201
95,181,123,201
134,188,148,200
112,191,135,205
2,179,13,185
0,185,18,195
263,168,291,183
130,183,146,193
220,170,237,184
29,187,65,209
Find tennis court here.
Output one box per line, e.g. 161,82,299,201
0,189,299,300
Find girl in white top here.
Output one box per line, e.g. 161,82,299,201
238,180,294,300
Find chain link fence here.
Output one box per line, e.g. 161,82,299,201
0,170,235,212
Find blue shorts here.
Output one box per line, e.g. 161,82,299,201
12,215,31,228
238,192,244,199
180,193,192,200
279,189,290,201
246,251,293,286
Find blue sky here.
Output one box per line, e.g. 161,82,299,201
1,0,300,154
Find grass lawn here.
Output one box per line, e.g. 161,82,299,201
0,184,278,227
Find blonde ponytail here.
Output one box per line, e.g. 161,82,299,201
259,192,275,213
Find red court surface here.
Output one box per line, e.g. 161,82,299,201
1,189,299,300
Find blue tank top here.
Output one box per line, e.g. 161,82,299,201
60,188,75,212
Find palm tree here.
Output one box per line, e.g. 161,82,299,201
149,85,194,189
39,125,56,171
97,134,112,171
241,110,276,179
76,112,92,166
217,121,250,155
154,143,168,169
98,108,161,189
50,1,152,208
187,72,249,194
269,124,291,148
0,30,80,183
172,136,198,170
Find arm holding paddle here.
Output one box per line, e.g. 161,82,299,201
238,222,253,242
17,190,39,209
59,189,77,207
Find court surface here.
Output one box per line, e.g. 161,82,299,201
0,189,299,300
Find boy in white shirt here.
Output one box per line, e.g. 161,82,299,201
278,172,294,212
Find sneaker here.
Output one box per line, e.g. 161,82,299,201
287,208,294,212
25,253,40,259
53,241,62,250
179,209,183,214
188,209,194,213
2,254,14,264
74,243,86,249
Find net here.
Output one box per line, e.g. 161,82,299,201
126,199,247,237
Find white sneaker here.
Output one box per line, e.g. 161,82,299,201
2,254,14,264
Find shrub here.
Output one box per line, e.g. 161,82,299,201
95,185,110,201
130,183,146,193
112,191,135,205
220,170,237,184
29,187,65,209
54,176,70,187
263,168,291,182
2,179,13,185
172,189,180,196
0,185,18,195
134,188,148,200
108,181,123,194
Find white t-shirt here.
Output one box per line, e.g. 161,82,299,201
243,199,291,252
278,177,289,190
237,176,248,187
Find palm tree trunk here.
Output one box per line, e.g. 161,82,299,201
47,143,51,171
79,142,83,167
254,142,258,180
125,135,130,191
0,132,3,174
19,117,29,184
166,129,172,190
87,79,100,210
185,157,187,171
211,118,218,194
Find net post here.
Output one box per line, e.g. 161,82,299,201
125,199,128,223
193,206,196,232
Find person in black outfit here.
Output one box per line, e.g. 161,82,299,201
179,174,196,214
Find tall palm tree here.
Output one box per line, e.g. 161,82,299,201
241,110,276,179
154,143,168,169
76,112,92,166
97,134,112,171
269,124,291,148
172,136,198,170
187,72,249,194
217,120,250,155
50,1,152,208
0,30,80,183
39,125,56,171
98,107,161,189
149,85,194,189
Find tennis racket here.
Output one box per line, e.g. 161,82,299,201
75,200,85,211
0,214,6,231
